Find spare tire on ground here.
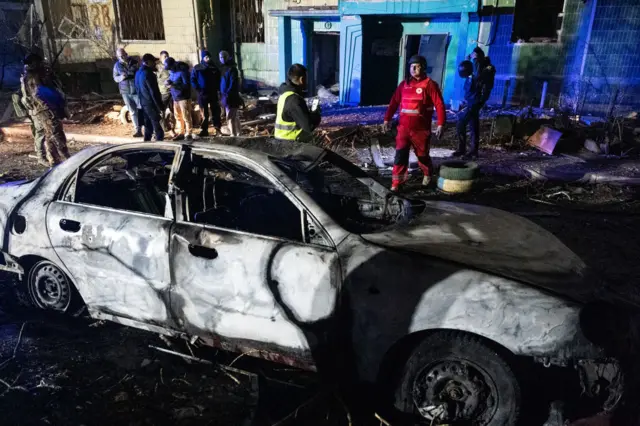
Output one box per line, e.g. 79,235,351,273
438,161,479,180
437,161,479,193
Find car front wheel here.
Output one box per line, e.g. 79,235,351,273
26,260,74,313
394,331,521,425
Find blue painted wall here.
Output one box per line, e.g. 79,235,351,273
340,0,478,15
339,15,363,105
258,0,640,114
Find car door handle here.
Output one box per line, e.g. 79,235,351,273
188,244,218,260
59,218,81,233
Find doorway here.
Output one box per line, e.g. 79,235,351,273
360,19,404,105
405,34,449,89
311,32,340,96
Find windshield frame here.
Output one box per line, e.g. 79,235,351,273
269,150,424,235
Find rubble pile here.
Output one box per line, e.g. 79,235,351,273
67,100,122,125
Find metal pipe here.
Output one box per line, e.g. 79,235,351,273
192,0,203,54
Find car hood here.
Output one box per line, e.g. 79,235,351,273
362,201,595,302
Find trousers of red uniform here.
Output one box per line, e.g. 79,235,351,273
392,126,433,187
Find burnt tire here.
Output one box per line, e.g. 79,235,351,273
439,161,479,180
26,260,77,314
394,331,520,425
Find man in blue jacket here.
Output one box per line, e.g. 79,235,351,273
164,57,193,141
454,46,495,160
135,53,164,142
191,50,221,137
113,48,142,137
219,50,242,136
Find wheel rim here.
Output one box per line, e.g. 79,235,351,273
28,262,71,312
412,359,498,425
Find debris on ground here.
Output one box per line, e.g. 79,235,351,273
315,85,339,107
528,126,563,154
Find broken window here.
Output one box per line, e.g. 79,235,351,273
115,0,165,41
49,0,90,38
512,0,565,43
272,151,426,234
232,0,264,43
71,149,176,216
176,153,303,242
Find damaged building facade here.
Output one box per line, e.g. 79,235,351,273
239,0,640,114
31,0,227,95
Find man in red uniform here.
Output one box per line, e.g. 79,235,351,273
383,55,446,191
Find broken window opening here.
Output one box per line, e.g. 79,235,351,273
116,0,165,41
232,0,264,43
272,151,426,235
512,0,565,43
177,153,304,243
72,149,176,216
49,1,90,39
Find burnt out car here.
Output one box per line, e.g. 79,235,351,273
0,139,622,424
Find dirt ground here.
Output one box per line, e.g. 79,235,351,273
0,134,638,425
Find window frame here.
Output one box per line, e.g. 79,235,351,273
113,0,166,43
174,148,335,249
511,0,567,44
57,145,181,219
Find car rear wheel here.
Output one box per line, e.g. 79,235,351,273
26,260,74,313
394,331,521,425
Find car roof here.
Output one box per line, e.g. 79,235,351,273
133,138,327,163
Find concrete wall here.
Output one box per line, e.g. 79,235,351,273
50,0,198,66
39,0,200,94
237,0,285,90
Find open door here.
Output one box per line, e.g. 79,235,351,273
417,34,449,89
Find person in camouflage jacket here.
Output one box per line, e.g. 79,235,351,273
20,53,69,167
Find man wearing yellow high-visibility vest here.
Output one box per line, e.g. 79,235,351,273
275,64,321,142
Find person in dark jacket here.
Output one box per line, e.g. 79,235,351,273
135,53,164,142
454,46,495,159
165,57,193,140
113,48,142,137
219,50,242,136
191,50,221,137
274,64,321,142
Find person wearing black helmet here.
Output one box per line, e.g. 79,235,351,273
20,53,70,167
383,54,446,191
454,46,495,159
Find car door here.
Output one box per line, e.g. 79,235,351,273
46,145,181,328
168,148,341,357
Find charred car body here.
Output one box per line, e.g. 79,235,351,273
0,139,623,424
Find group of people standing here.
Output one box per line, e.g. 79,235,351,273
113,48,242,142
